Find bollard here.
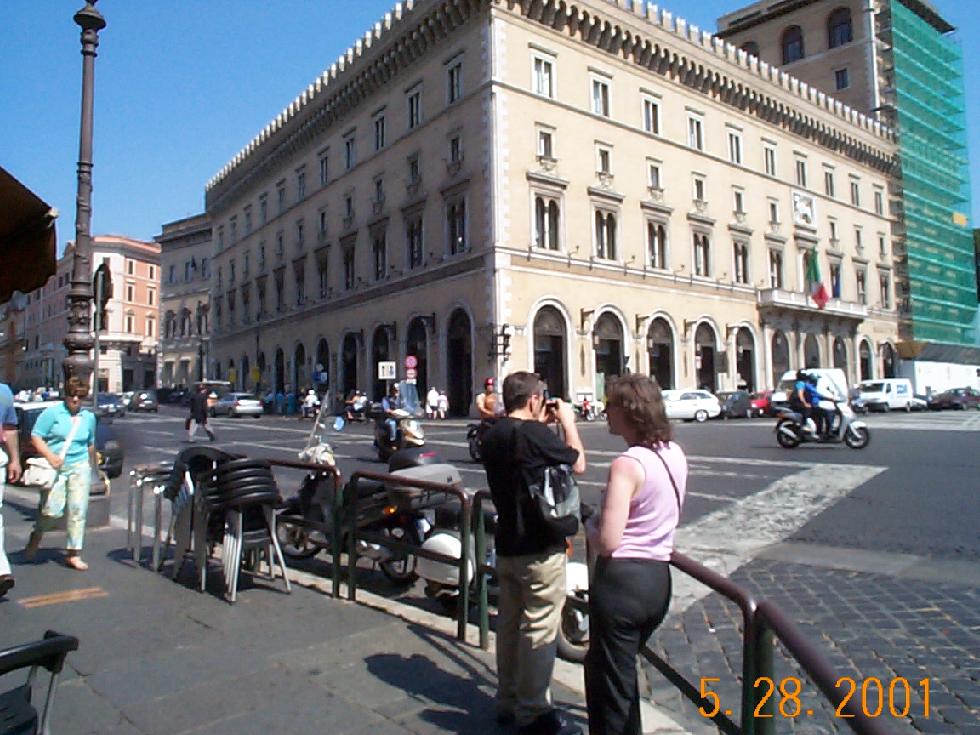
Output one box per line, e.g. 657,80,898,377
751,624,776,735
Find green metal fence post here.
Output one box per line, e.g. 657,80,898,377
331,473,343,599
474,495,489,650
752,623,775,735
457,493,472,643
346,475,359,602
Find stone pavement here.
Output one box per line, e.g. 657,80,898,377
0,493,590,735
644,550,980,735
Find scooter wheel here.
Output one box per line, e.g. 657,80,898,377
775,421,801,448
557,599,589,663
379,523,420,584
276,521,320,559
844,426,870,449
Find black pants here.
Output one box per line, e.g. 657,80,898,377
585,557,671,735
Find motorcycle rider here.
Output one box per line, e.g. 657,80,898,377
788,370,817,435
804,373,836,439
382,383,404,443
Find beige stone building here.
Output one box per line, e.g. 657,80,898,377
205,0,899,415
156,214,212,389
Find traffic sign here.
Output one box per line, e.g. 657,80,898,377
405,355,418,369
377,361,397,380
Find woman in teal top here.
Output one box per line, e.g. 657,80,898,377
25,377,97,571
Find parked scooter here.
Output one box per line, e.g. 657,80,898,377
775,400,870,449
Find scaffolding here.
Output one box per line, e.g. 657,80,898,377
887,0,978,345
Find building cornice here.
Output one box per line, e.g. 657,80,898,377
497,0,896,173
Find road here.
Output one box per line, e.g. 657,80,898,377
102,406,980,733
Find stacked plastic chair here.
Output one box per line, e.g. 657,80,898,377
203,458,291,602
0,631,78,735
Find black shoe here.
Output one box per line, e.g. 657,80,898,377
517,710,581,735
0,575,14,598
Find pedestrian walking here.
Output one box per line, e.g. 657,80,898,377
0,381,23,596
24,377,98,571
584,374,687,735
187,384,215,442
437,390,448,420
425,385,439,420
481,371,586,735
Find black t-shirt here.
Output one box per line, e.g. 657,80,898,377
481,416,579,557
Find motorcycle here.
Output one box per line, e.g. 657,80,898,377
577,398,603,422
774,400,870,449
465,419,495,463
374,408,425,462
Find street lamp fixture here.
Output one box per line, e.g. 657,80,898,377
63,0,106,389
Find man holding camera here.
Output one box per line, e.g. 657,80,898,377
481,372,586,735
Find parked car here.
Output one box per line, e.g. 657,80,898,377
95,393,127,418
857,378,916,412
716,390,753,419
749,390,774,417
928,387,980,411
120,391,136,410
131,389,159,413
14,401,124,479
908,395,929,411
848,388,869,414
662,390,721,422
210,392,264,418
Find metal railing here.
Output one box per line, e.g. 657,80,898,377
340,470,476,643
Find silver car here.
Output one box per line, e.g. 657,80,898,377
210,392,264,418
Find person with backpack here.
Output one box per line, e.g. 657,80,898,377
481,371,586,735
584,375,687,735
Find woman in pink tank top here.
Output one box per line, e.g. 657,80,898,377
584,374,687,735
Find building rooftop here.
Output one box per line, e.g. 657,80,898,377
717,0,954,36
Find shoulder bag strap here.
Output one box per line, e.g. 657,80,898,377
59,415,84,461
651,445,682,512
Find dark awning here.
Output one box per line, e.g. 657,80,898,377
0,166,58,302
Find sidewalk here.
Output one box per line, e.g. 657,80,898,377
1,489,597,735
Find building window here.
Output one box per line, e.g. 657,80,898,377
375,178,385,204
642,96,660,135
294,265,306,305
532,55,554,98
534,195,561,250
855,227,864,251
277,184,286,214
688,115,704,151
591,77,610,117
830,262,842,298
407,215,424,269
856,269,867,304
850,180,861,207
447,61,462,103
127,260,134,275
319,153,329,186
693,233,711,277
834,68,849,91
741,41,760,57
257,281,266,316
764,144,777,176
449,135,462,164
373,232,387,280
168,265,175,284
647,160,662,190
149,265,155,280
733,189,745,215
201,257,209,278
795,158,808,188
596,145,611,175
408,88,422,129
874,188,884,215
274,269,284,311
728,129,743,165
769,249,784,288
244,208,252,235
317,251,329,297
146,317,154,338
296,219,305,250
343,245,356,290
768,199,780,224
297,169,306,201
829,218,839,243
733,242,750,284
276,232,284,257
243,252,250,277
828,8,853,49
408,154,421,184
594,211,617,260
344,195,353,220
147,289,155,306
879,273,891,308
824,169,836,198
782,25,805,64
258,245,265,271
229,260,236,285
878,233,888,257
447,200,466,255
217,226,225,251
537,128,553,159
126,284,134,301
693,175,706,203
647,221,667,269
373,114,386,151
259,194,268,224
344,134,356,170
126,314,134,333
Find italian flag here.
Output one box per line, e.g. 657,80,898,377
807,252,830,309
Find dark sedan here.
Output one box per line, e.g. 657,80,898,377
717,390,753,419
928,387,980,411
96,393,127,418
131,389,159,413
14,401,124,479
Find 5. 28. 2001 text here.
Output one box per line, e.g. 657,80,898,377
698,676,931,720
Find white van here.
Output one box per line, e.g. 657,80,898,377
857,378,915,412
771,368,849,412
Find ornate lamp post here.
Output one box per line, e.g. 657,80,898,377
63,0,106,389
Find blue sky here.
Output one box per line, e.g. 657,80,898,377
3,0,978,246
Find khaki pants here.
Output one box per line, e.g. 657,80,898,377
495,551,567,726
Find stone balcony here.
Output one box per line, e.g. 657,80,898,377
757,288,868,321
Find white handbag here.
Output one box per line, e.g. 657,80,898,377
22,416,82,490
